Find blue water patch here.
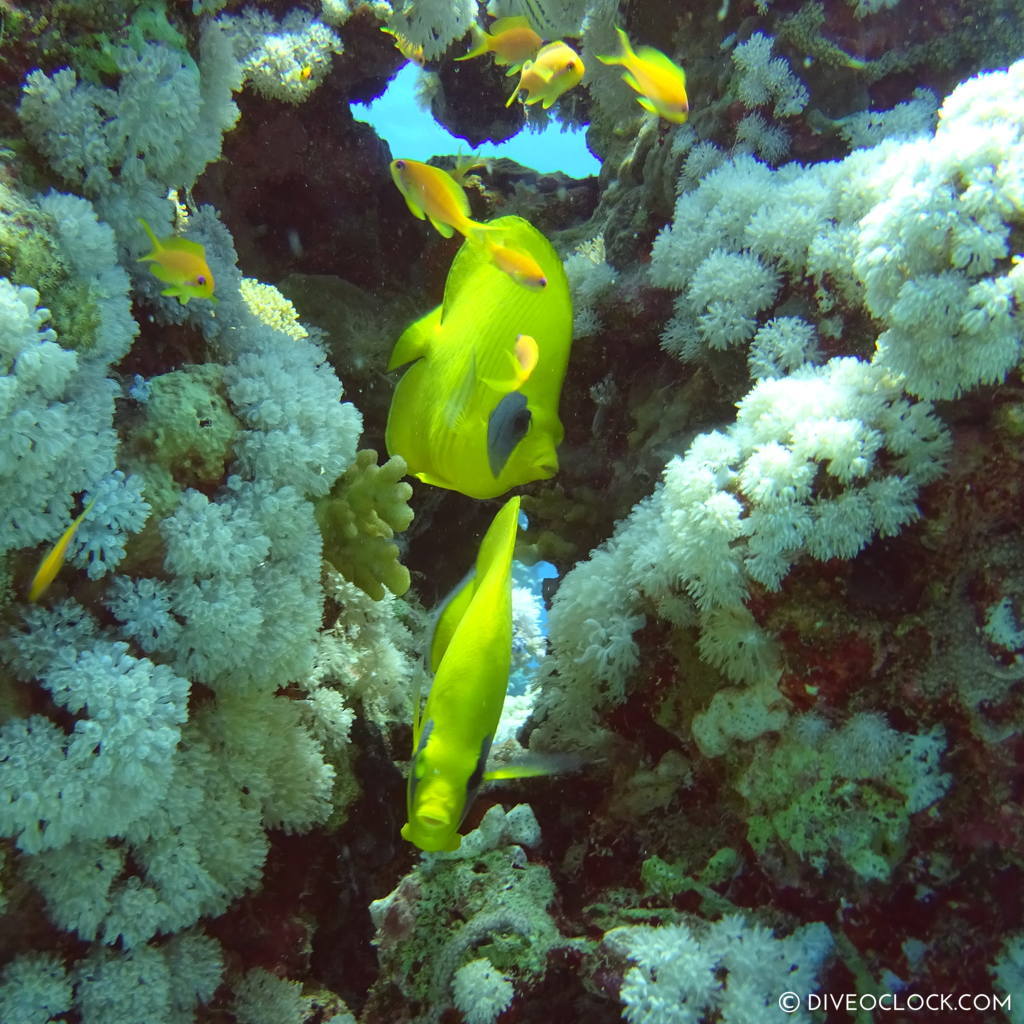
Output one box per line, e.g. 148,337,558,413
352,62,600,178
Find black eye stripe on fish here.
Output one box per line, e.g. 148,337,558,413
487,391,532,478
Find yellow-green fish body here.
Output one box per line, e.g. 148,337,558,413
385,216,573,499
28,500,94,602
506,40,584,109
402,495,520,852
597,26,689,123
138,218,217,304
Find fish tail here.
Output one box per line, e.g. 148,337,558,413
597,25,633,66
465,222,501,250
456,24,490,61
137,217,160,250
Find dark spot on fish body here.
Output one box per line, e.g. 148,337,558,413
414,719,434,757
487,391,532,478
460,734,493,828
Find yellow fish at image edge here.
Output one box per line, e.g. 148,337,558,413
28,500,94,602
597,26,689,124
506,40,584,109
385,215,573,500
402,496,520,852
138,218,217,305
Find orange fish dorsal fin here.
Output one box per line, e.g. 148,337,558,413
158,235,207,259
490,15,534,36
436,168,472,220
635,44,686,83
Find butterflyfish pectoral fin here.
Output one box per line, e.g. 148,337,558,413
444,358,479,433
388,306,442,370
637,96,658,114
483,752,585,780
486,391,532,478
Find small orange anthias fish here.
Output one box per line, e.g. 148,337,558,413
391,159,548,291
506,40,585,109
482,333,540,393
390,158,481,239
597,26,689,124
456,15,544,74
482,239,548,290
138,218,217,305
28,500,95,602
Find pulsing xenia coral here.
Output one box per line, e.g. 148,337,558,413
606,915,833,1024
18,23,241,236
0,192,141,563
738,713,951,882
529,357,949,755
731,33,809,117
217,8,342,103
651,59,1024,399
0,602,188,855
386,0,478,61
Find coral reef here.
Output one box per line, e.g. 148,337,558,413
1,0,1023,1022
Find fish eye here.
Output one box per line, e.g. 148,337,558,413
395,159,406,169
196,275,206,286
566,61,575,70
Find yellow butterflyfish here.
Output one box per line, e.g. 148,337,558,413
402,496,520,852
506,40,584,109
138,218,216,305
28,500,95,602
390,158,484,240
385,216,573,499
456,15,544,74
597,26,689,123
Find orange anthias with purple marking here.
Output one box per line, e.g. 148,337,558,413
138,218,217,305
